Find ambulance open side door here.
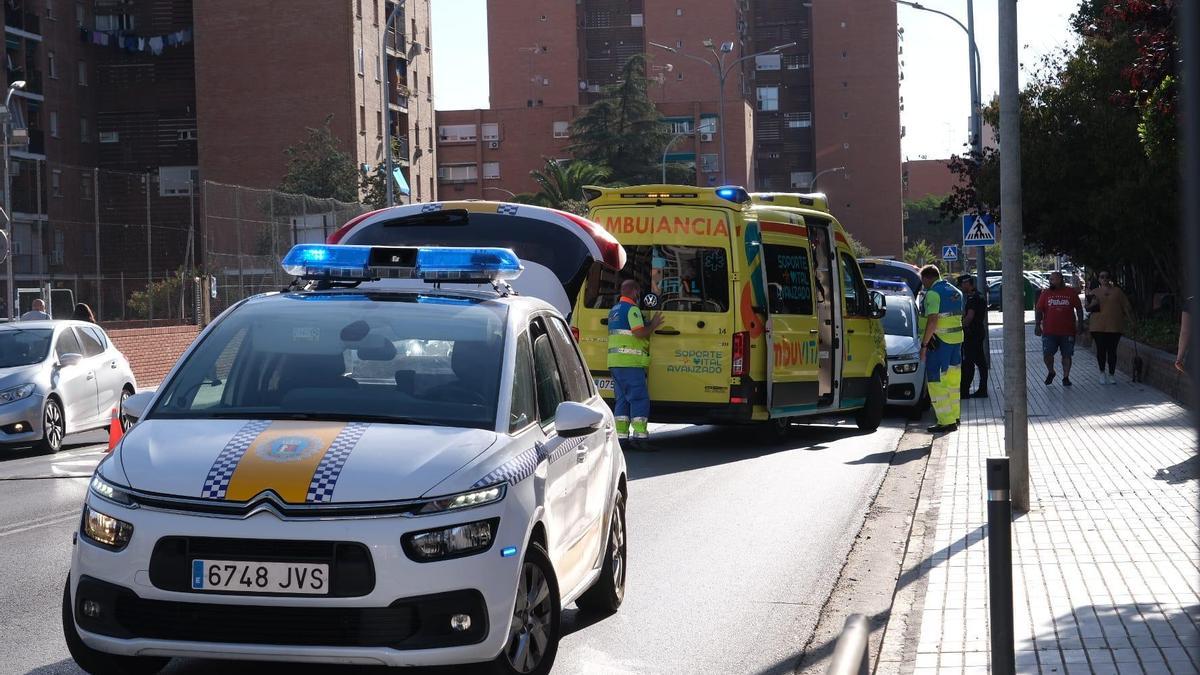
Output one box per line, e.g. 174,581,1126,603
759,222,821,416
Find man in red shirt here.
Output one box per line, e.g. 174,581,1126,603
1035,272,1086,386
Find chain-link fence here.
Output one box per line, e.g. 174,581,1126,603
0,159,368,325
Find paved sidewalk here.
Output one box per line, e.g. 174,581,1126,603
893,321,1199,675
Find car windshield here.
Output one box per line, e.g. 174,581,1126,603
883,301,915,337
151,293,508,430
0,328,53,367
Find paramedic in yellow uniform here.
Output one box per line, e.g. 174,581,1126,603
608,279,663,441
918,265,964,433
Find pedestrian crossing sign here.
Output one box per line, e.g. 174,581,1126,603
942,245,959,261
962,214,996,246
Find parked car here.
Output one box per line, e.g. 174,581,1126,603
881,293,928,414
858,258,922,296
0,321,136,452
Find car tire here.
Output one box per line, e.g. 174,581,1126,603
575,489,627,614
37,397,65,454
755,417,794,441
908,386,931,421
492,542,561,675
855,370,886,432
62,578,170,675
118,388,134,432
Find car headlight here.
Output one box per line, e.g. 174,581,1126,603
417,485,505,515
89,473,135,507
892,361,920,374
402,518,499,562
81,505,134,550
0,383,35,405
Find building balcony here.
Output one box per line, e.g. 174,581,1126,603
4,10,40,36
385,25,407,55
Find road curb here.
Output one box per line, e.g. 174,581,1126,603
794,424,939,675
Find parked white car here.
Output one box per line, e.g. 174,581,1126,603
881,294,928,413
0,321,136,452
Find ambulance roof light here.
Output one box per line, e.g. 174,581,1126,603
715,186,752,204
282,245,523,284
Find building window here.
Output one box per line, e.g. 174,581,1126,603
359,105,366,132
94,13,134,31
81,172,93,200
159,166,197,197
668,119,693,134
785,112,813,128
177,129,197,141
49,111,58,138
357,48,364,75
372,0,379,24
481,123,500,141
631,13,644,27
437,164,477,183
77,61,87,86
356,0,362,17
552,121,569,138
52,230,63,265
790,171,815,189
757,87,779,112
99,131,119,143
75,2,84,27
755,54,782,71
51,170,62,197
676,8,684,16
427,126,432,148
80,117,90,142
699,154,719,173
483,161,501,179
375,111,382,137
48,51,57,79
438,124,477,142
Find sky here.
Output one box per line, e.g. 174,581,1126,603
430,0,1081,160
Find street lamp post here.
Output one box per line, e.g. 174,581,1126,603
3,80,26,321
381,1,404,208
892,0,984,291
483,186,517,199
650,40,797,185
661,130,695,184
808,166,846,192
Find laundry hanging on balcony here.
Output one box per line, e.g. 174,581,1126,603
392,167,411,196
78,27,193,55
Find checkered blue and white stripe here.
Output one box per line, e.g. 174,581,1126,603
496,203,520,216
200,420,272,499
471,436,587,488
305,423,371,503
420,202,444,214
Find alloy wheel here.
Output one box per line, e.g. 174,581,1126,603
44,400,63,451
119,390,132,431
506,560,553,673
610,503,626,598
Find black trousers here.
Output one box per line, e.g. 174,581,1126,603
961,335,989,396
1092,331,1122,374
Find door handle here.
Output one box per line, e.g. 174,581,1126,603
600,318,609,326
809,329,819,334
654,329,681,335
847,329,856,334
576,446,589,463
86,371,95,381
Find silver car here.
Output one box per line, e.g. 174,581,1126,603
0,321,136,452
882,293,929,414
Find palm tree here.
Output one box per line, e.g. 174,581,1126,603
514,158,613,214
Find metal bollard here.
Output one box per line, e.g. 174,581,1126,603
826,613,870,675
987,457,1015,675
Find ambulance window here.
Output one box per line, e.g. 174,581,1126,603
531,331,566,425
840,252,871,316
763,244,814,315
545,316,592,401
509,332,537,432
584,245,729,313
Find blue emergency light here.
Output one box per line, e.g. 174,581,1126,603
281,244,523,284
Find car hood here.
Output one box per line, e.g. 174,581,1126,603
885,335,920,358
117,419,498,503
0,364,43,388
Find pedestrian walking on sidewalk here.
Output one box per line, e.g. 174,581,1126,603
1086,271,1133,384
607,279,663,442
1035,271,1085,386
919,265,964,433
957,275,989,398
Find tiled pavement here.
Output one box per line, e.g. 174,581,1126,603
906,320,1199,675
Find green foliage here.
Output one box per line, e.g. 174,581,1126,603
568,55,672,185
903,240,941,268
1126,314,1179,353
127,271,192,320
844,231,871,259
361,138,405,209
905,195,959,255
278,116,361,203
514,158,614,215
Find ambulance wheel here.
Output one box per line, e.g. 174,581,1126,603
855,370,886,432
757,417,793,441
63,578,169,675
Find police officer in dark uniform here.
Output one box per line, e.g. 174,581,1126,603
957,275,989,398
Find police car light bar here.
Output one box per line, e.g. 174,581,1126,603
281,244,523,283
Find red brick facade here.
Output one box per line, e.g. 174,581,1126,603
903,159,960,202
106,325,199,388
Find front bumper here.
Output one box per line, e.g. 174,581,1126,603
68,493,532,667
0,393,44,446
886,361,925,406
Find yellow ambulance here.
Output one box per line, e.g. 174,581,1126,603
572,185,888,432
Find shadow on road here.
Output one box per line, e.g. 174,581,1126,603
625,422,875,481
845,443,929,466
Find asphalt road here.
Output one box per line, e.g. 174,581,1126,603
3,419,905,675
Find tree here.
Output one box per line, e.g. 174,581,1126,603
278,116,360,203
513,158,613,215
568,55,671,184
361,138,406,209
906,195,961,256
844,231,871,259
903,240,941,268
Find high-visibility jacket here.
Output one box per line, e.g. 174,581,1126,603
607,296,650,368
919,279,965,345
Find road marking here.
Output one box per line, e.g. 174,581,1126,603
0,510,80,537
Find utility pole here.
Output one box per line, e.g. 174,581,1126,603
967,0,986,295
1183,0,1200,427
998,0,1028,513
381,1,403,208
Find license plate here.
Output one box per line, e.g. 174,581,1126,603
191,559,329,595
593,377,614,392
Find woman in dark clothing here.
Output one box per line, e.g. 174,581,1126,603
72,302,96,323
1087,272,1133,384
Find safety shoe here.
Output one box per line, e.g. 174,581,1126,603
970,390,989,398
927,422,959,433
614,416,630,440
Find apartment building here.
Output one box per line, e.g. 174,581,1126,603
437,0,902,255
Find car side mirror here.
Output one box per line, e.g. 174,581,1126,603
554,401,605,438
57,352,83,368
121,391,154,425
869,290,887,319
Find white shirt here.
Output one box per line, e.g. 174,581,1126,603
20,310,49,320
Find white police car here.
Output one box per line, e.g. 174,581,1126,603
64,245,628,675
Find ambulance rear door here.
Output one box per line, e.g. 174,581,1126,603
582,205,737,407
758,220,821,415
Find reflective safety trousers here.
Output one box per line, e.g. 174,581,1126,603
926,342,962,426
